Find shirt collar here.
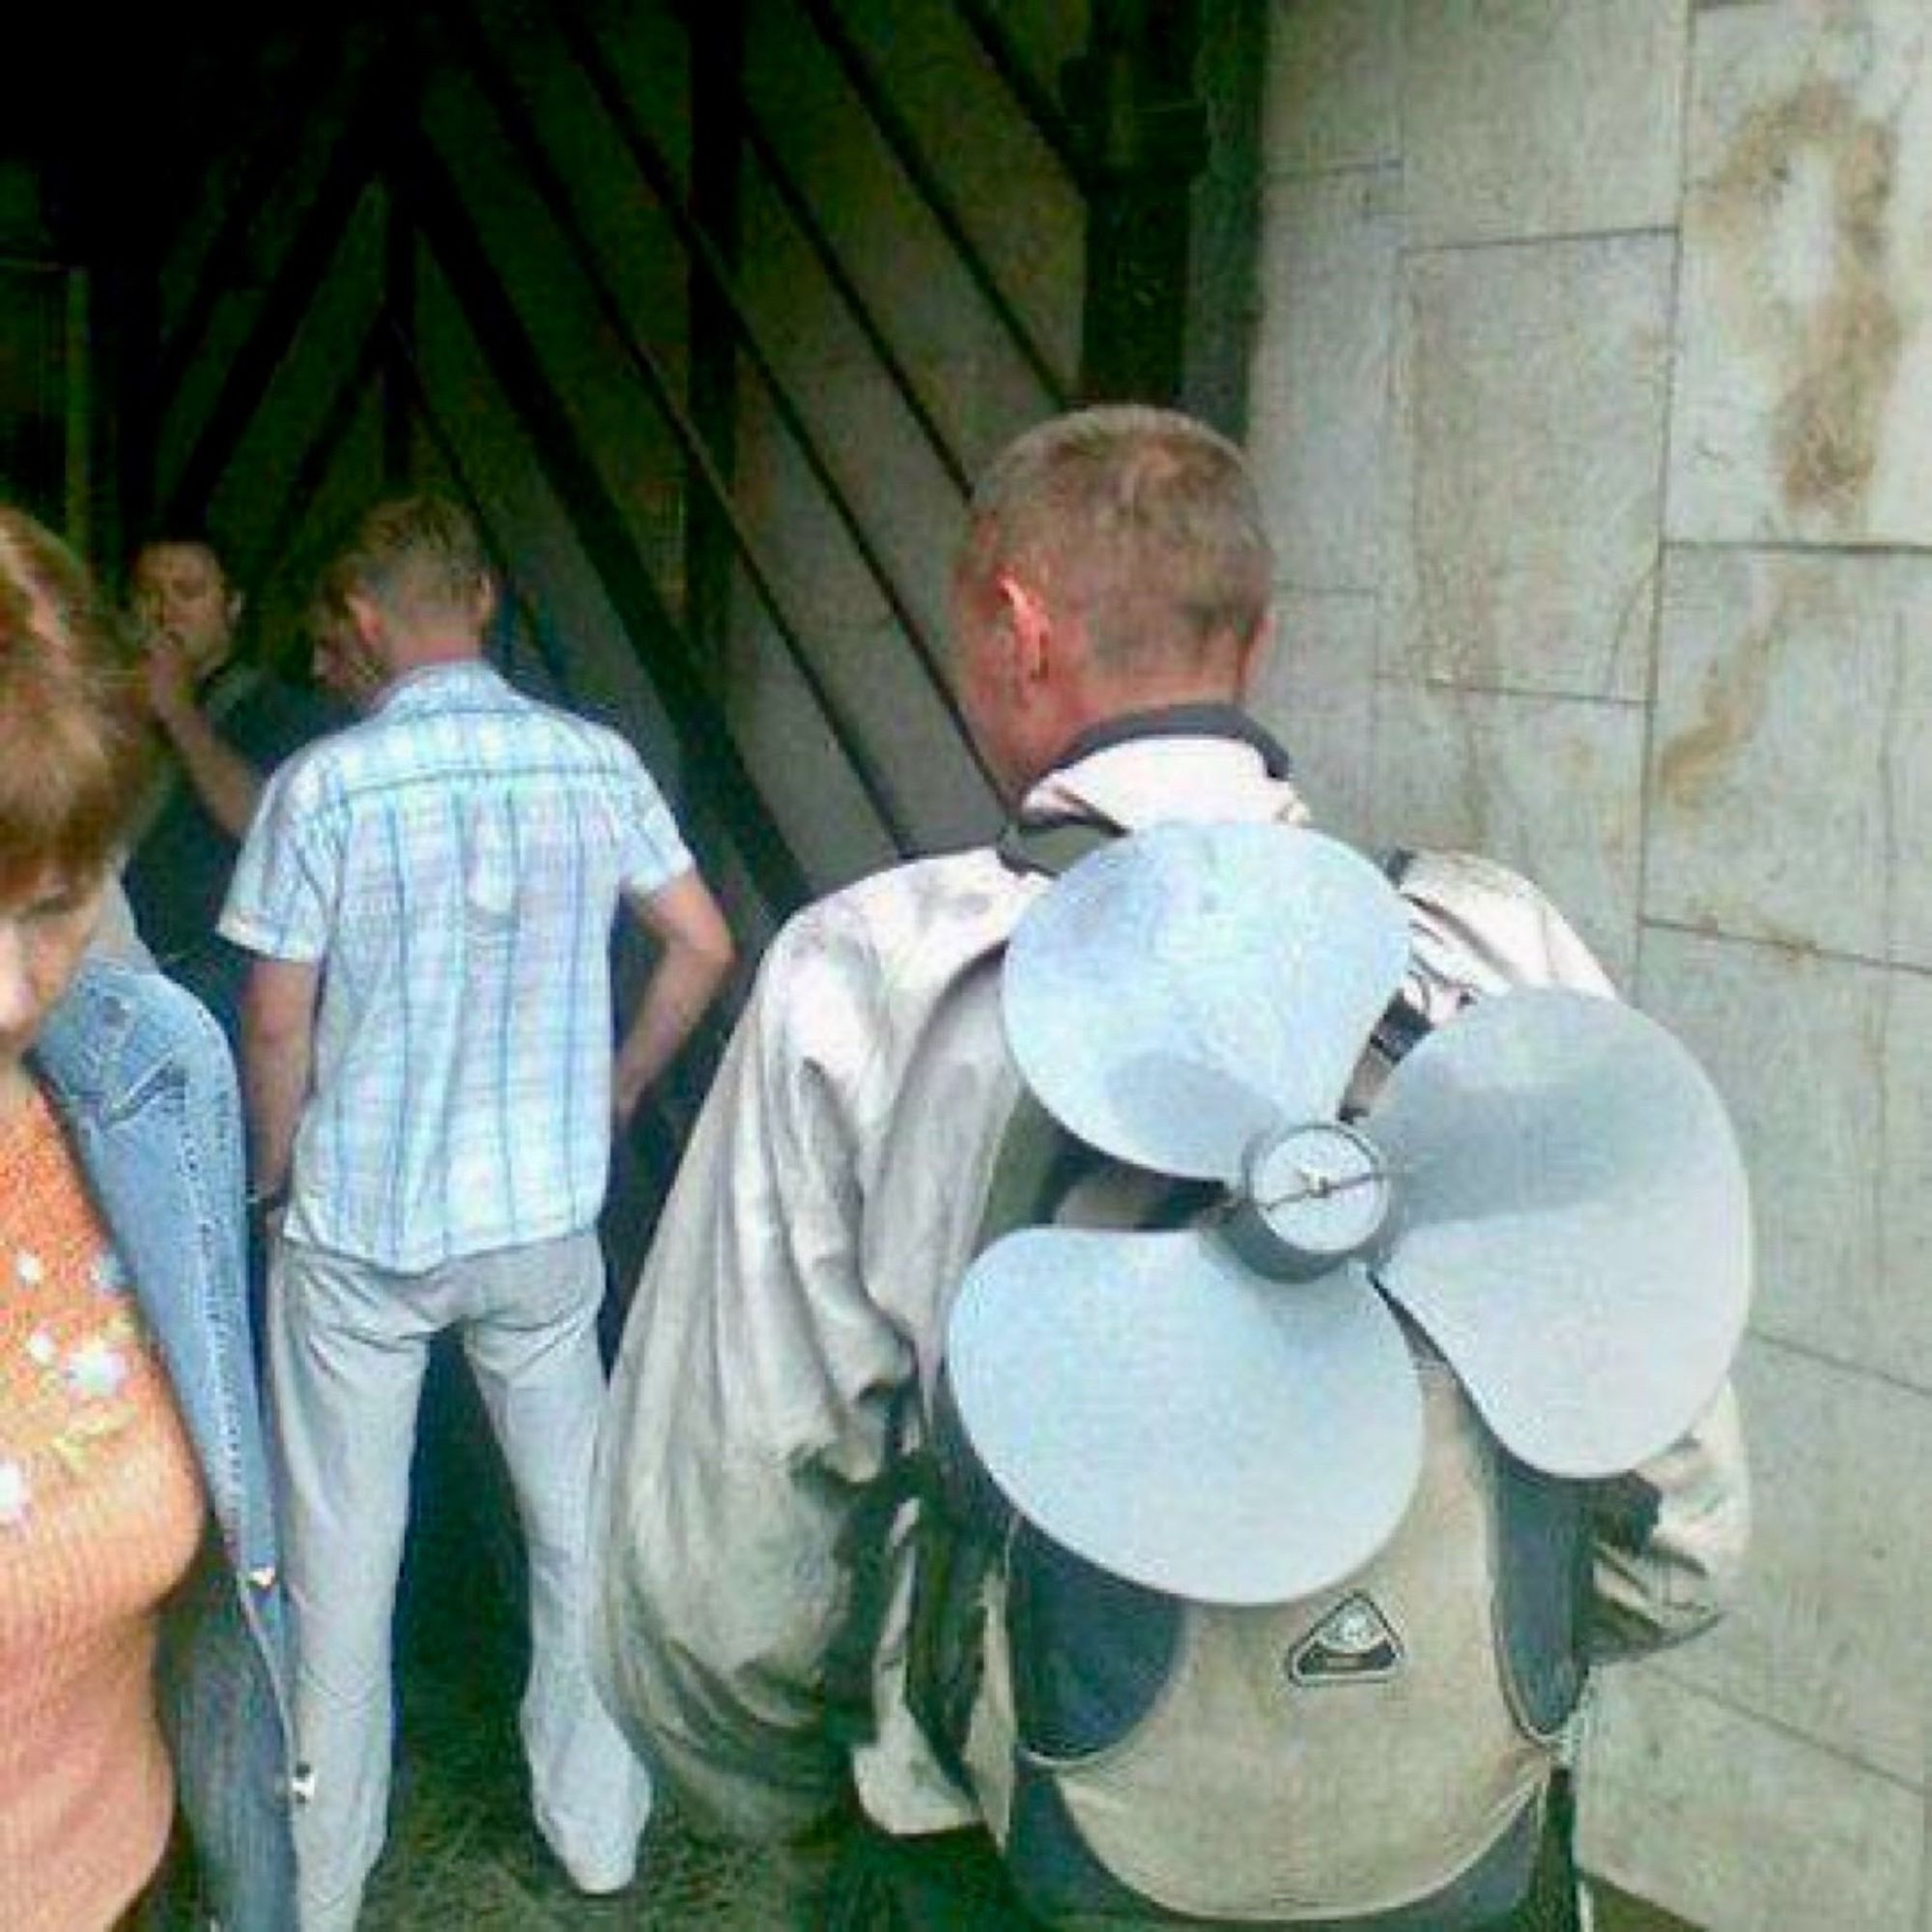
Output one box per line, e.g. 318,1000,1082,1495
374,658,504,718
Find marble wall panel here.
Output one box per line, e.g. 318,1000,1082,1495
1249,169,1401,595
1265,0,1402,176
1373,680,1645,984
1645,548,1932,962
1668,0,1932,544
1404,0,1690,246
1392,237,1673,700
1635,928,1924,1387
1660,1338,1932,1788
1582,1665,1924,1931
1252,590,1379,845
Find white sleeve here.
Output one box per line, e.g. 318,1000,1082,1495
590,904,904,1840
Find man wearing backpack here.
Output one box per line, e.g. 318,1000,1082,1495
592,406,1747,1930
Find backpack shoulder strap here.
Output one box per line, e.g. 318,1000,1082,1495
823,1386,928,1749
825,836,1118,1757
1371,847,1435,1067
996,810,1126,880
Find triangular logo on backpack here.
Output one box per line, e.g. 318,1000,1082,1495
1286,1594,1405,1687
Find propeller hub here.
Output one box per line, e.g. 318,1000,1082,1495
1225,1122,1391,1280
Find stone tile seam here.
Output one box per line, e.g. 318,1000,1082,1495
1262,158,1406,188
1744,1322,1932,1407
1272,570,1379,601
1637,0,1701,1011
1665,538,1932,561
1250,195,1680,260
1272,582,1377,606
1638,0,1700,1012
1634,1662,1927,1801
1401,223,1679,263
1640,913,1932,981
1371,671,1648,712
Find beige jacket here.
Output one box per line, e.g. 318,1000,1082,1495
590,724,1747,1842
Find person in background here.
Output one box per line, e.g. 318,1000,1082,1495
221,496,736,1928
0,504,295,1929
121,534,349,1037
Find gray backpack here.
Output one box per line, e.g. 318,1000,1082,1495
886,826,1591,1929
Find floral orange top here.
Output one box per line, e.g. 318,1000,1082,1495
0,1085,206,1932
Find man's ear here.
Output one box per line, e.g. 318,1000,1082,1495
345,592,384,646
994,572,1054,691
227,589,247,629
474,578,500,635
1235,611,1276,702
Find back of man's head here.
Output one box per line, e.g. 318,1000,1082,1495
956,406,1273,679
337,496,492,639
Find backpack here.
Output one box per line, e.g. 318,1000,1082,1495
885,821,1594,1930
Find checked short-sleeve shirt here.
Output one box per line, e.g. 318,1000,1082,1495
220,661,692,1271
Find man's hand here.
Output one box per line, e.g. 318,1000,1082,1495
241,957,322,1201
612,1051,652,1134
145,632,200,730
612,871,736,1132
141,639,267,839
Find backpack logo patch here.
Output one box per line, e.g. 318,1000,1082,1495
1286,1594,1404,1687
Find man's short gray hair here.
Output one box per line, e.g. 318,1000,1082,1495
955,406,1274,673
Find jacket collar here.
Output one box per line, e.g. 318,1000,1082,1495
1012,705,1309,845
1047,702,1294,781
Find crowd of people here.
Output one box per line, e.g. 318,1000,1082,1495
0,407,1747,1932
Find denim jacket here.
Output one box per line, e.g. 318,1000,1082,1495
32,959,298,1929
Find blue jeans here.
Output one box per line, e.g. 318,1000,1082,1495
267,1230,650,1928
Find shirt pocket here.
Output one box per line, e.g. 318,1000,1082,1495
463,812,520,944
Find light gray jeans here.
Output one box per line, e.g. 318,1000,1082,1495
267,1229,650,1930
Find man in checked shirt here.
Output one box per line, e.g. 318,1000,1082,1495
220,496,734,1930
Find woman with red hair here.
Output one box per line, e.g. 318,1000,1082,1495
0,506,294,1929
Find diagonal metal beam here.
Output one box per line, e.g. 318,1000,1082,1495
240,307,388,642
789,0,1073,410
543,0,997,803
737,107,972,499
397,132,812,913
685,0,745,668
955,0,1090,190
162,91,388,527
450,7,920,845
151,27,367,411
452,1,971,833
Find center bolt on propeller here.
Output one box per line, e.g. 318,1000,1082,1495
1224,1122,1392,1282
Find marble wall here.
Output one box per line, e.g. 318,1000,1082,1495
1250,3,1932,1925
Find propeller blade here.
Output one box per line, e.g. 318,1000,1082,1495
1004,824,1412,1180
1370,988,1749,1477
946,1227,1425,1605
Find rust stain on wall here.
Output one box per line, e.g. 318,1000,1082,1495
1656,612,1776,810
1704,76,1906,524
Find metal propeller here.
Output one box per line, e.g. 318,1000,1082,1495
947,822,1750,1605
